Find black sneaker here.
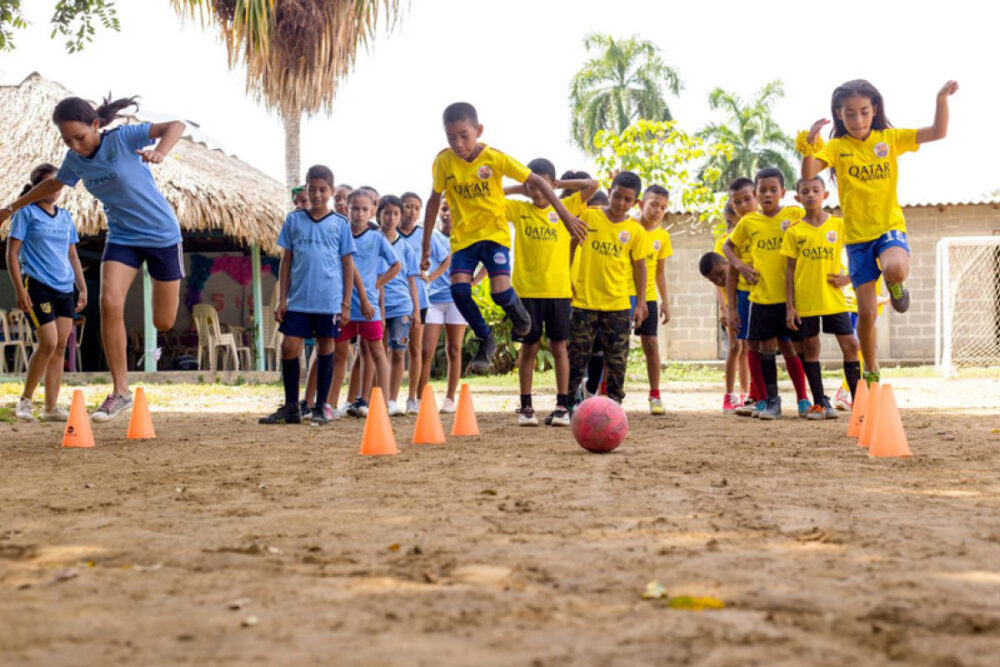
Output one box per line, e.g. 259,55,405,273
468,330,497,375
300,400,313,421
346,398,369,418
508,298,532,338
259,402,301,425
309,407,329,426
888,282,910,313
545,407,571,427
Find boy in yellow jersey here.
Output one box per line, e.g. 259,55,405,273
421,102,586,374
782,177,861,420
631,185,672,415
504,159,598,427
567,171,649,406
724,168,806,420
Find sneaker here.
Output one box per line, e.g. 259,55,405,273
15,397,35,422
347,398,369,418
92,393,133,423
833,386,852,411
387,400,406,417
406,397,420,414
440,397,457,414
299,399,310,416
259,402,301,425
734,398,757,417
518,406,539,426
750,400,767,418
40,405,69,422
864,370,880,386
797,398,812,418
508,298,532,338
758,396,782,420
740,393,747,404
722,393,739,414
309,407,329,426
469,331,497,375
820,396,839,419
888,282,910,313
649,397,666,416
806,404,826,421
336,402,352,418
545,407,571,427
322,403,337,420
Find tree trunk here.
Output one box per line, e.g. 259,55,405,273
282,104,301,191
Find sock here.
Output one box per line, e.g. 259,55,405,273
649,389,660,400
785,355,808,401
556,393,569,409
491,287,518,317
585,353,604,394
844,361,861,399
450,282,490,339
803,361,824,405
759,352,778,400
315,353,334,413
281,358,300,407
747,351,766,403
748,380,759,401
520,393,532,409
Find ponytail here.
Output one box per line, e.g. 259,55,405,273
53,93,140,128
20,163,58,197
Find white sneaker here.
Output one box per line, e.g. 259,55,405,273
41,406,69,422
336,402,352,418
322,403,339,421
387,400,405,417
15,397,35,422
406,397,420,414
440,397,456,414
518,406,539,426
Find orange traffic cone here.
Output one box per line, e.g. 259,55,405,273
450,383,479,436
127,387,156,439
359,387,398,456
858,382,881,449
412,385,446,444
62,390,94,448
846,380,868,438
869,385,913,458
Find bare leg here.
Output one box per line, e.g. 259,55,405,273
21,321,58,402
854,281,879,372
879,246,910,286
304,349,318,407
407,320,423,402
641,335,660,393
151,278,180,332
444,324,465,401
43,317,73,410
389,348,406,402
418,323,443,398
551,339,569,396
347,345,362,402
518,342,539,396
328,340,351,408
362,338,390,405
100,261,139,395
737,339,749,395
724,327,739,394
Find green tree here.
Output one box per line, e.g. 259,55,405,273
697,80,796,191
569,33,682,156
1,0,118,52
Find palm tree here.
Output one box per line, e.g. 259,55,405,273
569,33,681,156
172,0,399,189
698,80,796,191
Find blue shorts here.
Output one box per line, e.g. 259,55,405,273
279,311,340,340
103,242,185,282
736,289,751,340
385,315,412,350
846,230,910,288
850,312,858,331
451,240,511,277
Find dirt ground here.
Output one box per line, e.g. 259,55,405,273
2,378,1000,666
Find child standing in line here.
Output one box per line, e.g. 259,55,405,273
707,200,750,412
398,192,428,414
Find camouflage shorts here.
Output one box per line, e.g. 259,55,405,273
567,308,632,403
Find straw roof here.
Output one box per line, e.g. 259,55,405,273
0,72,285,253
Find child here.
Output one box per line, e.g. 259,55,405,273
378,195,420,417
421,102,587,374
333,184,353,217
292,186,309,210
6,164,87,422
801,79,958,384
567,171,649,405
504,159,598,426
724,168,807,420
631,185,673,415
260,165,354,425
1,95,186,422
334,189,400,417
418,199,467,413
398,191,428,414
782,176,861,419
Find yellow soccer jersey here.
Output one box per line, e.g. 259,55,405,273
728,206,805,305
781,216,848,317
631,225,672,299
814,128,919,245
572,208,649,311
506,192,584,299
717,228,753,291
432,144,532,253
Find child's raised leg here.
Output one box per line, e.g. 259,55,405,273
880,246,911,312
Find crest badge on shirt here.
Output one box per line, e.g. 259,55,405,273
874,142,889,159
652,240,662,251
618,231,631,244
781,219,792,231
826,230,838,244
547,211,559,224
477,166,493,180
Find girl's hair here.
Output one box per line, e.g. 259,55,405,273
377,194,404,218
20,163,58,196
52,94,139,128
830,79,892,138
347,189,376,206
400,191,422,204
305,165,335,188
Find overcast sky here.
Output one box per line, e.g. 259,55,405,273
2,0,997,208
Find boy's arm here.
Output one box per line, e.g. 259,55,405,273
68,245,88,312
723,238,758,285
725,260,740,333
632,259,648,328
785,257,799,330
916,80,959,143
526,173,587,243
0,179,64,224
655,258,670,324
276,250,292,322
503,184,526,196
715,285,728,328
554,178,600,203
339,254,355,325
421,191,442,269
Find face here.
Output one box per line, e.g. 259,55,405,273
525,174,554,207
640,193,669,225
729,186,757,217
379,204,402,234
444,119,482,160
58,119,101,157
334,186,352,215
608,186,638,218
724,204,739,229
708,262,729,288
293,190,309,210
37,173,60,205
755,178,784,213
307,180,333,210
348,195,374,226
836,95,876,139
401,197,421,226
438,200,451,234
795,179,828,210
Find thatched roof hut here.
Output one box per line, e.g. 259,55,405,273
0,72,285,253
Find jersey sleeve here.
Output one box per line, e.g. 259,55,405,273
119,123,154,153
565,192,585,217
56,153,80,187
713,233,728,256
276,216,293,251
813,138,838,170
431,232,449,264
728,219,749,248
629,226,651,262
658,230,673,260
8,209,27,241
405,243,420,277
431,152,448,194
504,198,521,224
379,235,398,266
498,151,532,183
339,220,356,257
69,217,80,244
780,226,800,259
890,128,920,155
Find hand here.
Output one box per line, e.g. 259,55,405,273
564,216,588,244
420,253,431,272
339,303,351,327
75,290,88,313
729,306,741,333
632,301,648,330
412,309,422,327
737,263,759,286
361,297,376,321
718,309,729,328
0,206,13,224
786,306,800,332
659,302,671,325
826,273,851,288
275,301,287,323
15,288,32,313
808,118,830,143
137,149,165,164
938,80,959,99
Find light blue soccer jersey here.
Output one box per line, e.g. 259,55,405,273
349,228,399,322
399,226,429,309
8,204,79,292
427,228,453,305
57,123,181,248
277,210,355,314
382,233,418,320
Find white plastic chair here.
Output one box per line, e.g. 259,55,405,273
4,309,33,373
192,304,251,371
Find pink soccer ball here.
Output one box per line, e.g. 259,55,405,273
571,397,628,453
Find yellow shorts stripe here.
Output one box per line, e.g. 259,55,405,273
23,276,42,329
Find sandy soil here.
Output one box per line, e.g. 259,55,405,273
2,379,1000,666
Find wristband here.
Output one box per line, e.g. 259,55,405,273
795,130,824,157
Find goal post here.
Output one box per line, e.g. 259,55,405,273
935,236,1000,375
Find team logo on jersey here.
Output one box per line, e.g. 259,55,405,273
477,166,493,180
547,211,559,224
653,240,662,251
874,142,889,158
40,302,52,314
826,230,838,244
493,252,507,265
780,219,792,231
618,231,631,244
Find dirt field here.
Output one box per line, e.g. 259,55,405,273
2,378,1000,666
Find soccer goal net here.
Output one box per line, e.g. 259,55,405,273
935,236,1000,374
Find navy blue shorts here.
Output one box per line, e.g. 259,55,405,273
279,311,340,339
748,302,802,342
23,275,75,329
103,242,185,282
451,240,511,277
846,230,909,288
